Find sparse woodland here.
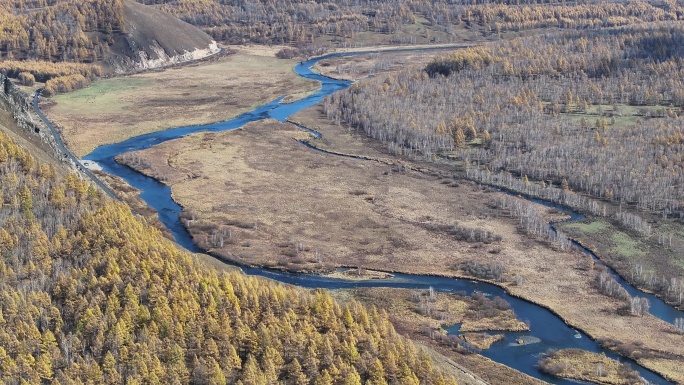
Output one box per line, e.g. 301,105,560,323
0,131,459,384
326,23,684,217
325,22,684,305
142,0,683,45
0,0,680,97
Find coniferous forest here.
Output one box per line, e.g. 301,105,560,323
0,130,458,384
3,0,684,383
2,0,682,63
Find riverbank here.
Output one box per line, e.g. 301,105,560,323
40,46,319,157
291,106,684,384
296,108,684,383
66,45,684,383
539,349,643,384
339,287,529,333
323,268,394,280
39,42,475,158
332,287,544,385
116,110,684,382
558,218,684,312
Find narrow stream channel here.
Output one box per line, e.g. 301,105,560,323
83,50,678,384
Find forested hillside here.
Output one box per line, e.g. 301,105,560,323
0,0,216,84
1,0,681,63
0,0,124,62
142,0,681,45
0,128,458,384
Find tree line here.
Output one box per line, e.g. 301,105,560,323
0,60,102,83
0,129,459,384
0,0,124,63
4,0,680,66
326,23,684,218
143,0,683,46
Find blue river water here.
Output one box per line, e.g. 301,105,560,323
84,50,676,384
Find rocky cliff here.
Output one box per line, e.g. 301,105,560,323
106,0,220,73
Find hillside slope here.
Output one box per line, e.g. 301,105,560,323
0,0,218,74
0,112,458,385
108,0,219,72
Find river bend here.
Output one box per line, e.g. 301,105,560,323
82,49,678,385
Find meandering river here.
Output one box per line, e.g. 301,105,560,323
83,50,678,384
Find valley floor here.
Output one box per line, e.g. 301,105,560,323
121,107,684,383
34,44,684,384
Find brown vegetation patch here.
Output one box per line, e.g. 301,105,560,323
323,268,394,281
343,287,527,335
461,333,504,350
120,118,512,275
538,349,643,385
339,288,468,331
459,292,529,333
333,287,543,385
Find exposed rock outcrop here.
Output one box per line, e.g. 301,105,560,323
106,0,220,73
0,75,56,153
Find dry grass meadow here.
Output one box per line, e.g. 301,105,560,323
538,349,642,385
313,47,463,81
119,107,684,383
41,46,319,157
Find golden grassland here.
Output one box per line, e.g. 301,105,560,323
117,105,684,383
42,46,319,157
539,349,643,385
117,119,510,273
